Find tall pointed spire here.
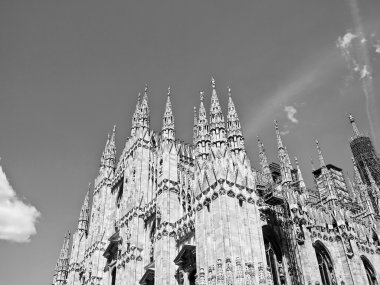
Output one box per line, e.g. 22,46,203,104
131,92,141,136
195,91,210,159
193,106,197,145
295,156,306,192
78,184,90,234
104,125,117,169
139,84,150,129
226,86,245,153
315,140,326,168
315,140,338,205
347,113,361,138
274,120,292,183
257,136,273,184
99,133,110,172
55,232,71,284
162,86,175,141
209,77,226,146
274,120,284,149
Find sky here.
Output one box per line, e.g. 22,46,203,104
0,0,379,284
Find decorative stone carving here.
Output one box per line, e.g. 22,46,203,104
198,268,207,285
216,259,224,285
343,238,354,258
235,257,244,285
225,257,234,285
296,224,305,244
258,262,266,284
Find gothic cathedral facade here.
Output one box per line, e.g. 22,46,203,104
53,79,380,285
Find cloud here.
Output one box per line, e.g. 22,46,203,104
284,105,299,123
336,32,357,50
244,48,341,139
0,163,40,242
280,129,290,136
338,0,380,146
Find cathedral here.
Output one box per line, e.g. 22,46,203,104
52,79,380,285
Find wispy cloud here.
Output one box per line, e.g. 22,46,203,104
280,129,290,136
244,49,341,139
284,105,299,124
0,162,40,242
337,0,380,146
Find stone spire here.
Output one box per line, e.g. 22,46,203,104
195,91,210,158
226,86,245,153
99,133,110,172
274,120,292,183
55,232,71,285
347,113,361,138
209,77,226,146
131,92,141,136
257,136,273,184
78,184,90,234
315,140,337,203
162,86,175,141
315,140,326,168
104,125,117,170
193,106,197,145
295,156,306,192
139,84,150,129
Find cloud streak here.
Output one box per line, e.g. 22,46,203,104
337,0,380,146
0,162,40,242
244,49,341,139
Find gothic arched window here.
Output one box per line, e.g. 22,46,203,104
361,256,378,285
263,226,286,285
314,242,336,285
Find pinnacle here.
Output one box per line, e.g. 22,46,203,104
211,77,216,89
315,139,326,167
347,113,361,137
226,86,244,152
209,77,225,129
162,87,175,141
274,120,284,149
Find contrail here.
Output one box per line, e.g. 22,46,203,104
341,0,379,145
244,49,341,140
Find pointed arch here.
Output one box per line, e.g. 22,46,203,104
361,255,378,285
262,226,286,285
313,241,337,285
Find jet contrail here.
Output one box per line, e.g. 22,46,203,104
340,0,379,146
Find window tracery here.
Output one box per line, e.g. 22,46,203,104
361,256,378,285
314,242,337,285
264,237,285,285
